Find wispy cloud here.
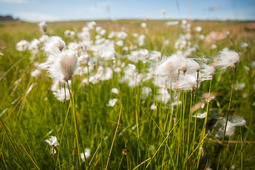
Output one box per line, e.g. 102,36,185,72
0,0,27,3
89,1,111,13
14,12,59,22
207,5,222,12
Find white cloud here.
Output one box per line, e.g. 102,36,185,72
207,5,222,12
89,1,111,13
14,12,59,22
0,0,27,3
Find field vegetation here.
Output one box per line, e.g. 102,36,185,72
0,19,255,169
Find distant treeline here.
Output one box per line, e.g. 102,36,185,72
0,15,20,21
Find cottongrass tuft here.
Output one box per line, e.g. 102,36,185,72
214,118,236,138
141,86,152,100
228,115,246,126
45,136,59,155
107,98,118,107
193,112,207,119
64,30,75,38
43,49,78,84
141,22,147,28
111,88,119,94
54,50,78,82
38,21,47,34
199,64,215,82
53,87,70,102
173,74,197,91
213,50,240,71
150,103,157,110
157,88,171,103
43,36,65,55
154,54,187,79
240,42,248,48
80,148,91,162
16,40,29,51
45,136,59,146
213,115,246,138
31,69,41,78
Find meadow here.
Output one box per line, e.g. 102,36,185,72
0,19,255,169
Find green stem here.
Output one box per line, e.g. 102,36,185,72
241,127,244,170
67,82,81,166
217,70,236,169
197,78,212,168
221,72,236,145
230,131,240,167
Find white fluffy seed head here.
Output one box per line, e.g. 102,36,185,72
141,22,147,28
213,50,240,70
65,30,75,38
151,103,157,110
186,58,200,73
80,148,91,162
16,40,29,51
57,50,78,82
43,36,65,55
39,35,49,43
78,53,90,65
229,115,246,127
193,112,207,119
45,136,59,147
47,50,78,83
111,88,119,94
31,69,41,78
141,86,152,100
53,87,70,102
28,39,40,52
154,54,187,79
107,98,118,107
173,74,197,91
214,119,235,138
138,35,146,46
38,21,47,34
199,64,215,82
157,88,170,103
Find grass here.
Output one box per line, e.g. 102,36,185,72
0,19,255,169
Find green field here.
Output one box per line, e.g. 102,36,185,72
0,20,255,169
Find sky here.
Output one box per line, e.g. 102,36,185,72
0,0,255,22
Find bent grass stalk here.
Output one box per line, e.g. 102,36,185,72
86,142,101,170
197,78,212,168
145,119,180,168
162,103,176,169
17,138,40,170
143,107,175,168
0,119,27,169
105,104,122,170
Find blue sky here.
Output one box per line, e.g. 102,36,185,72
0,0,255,22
